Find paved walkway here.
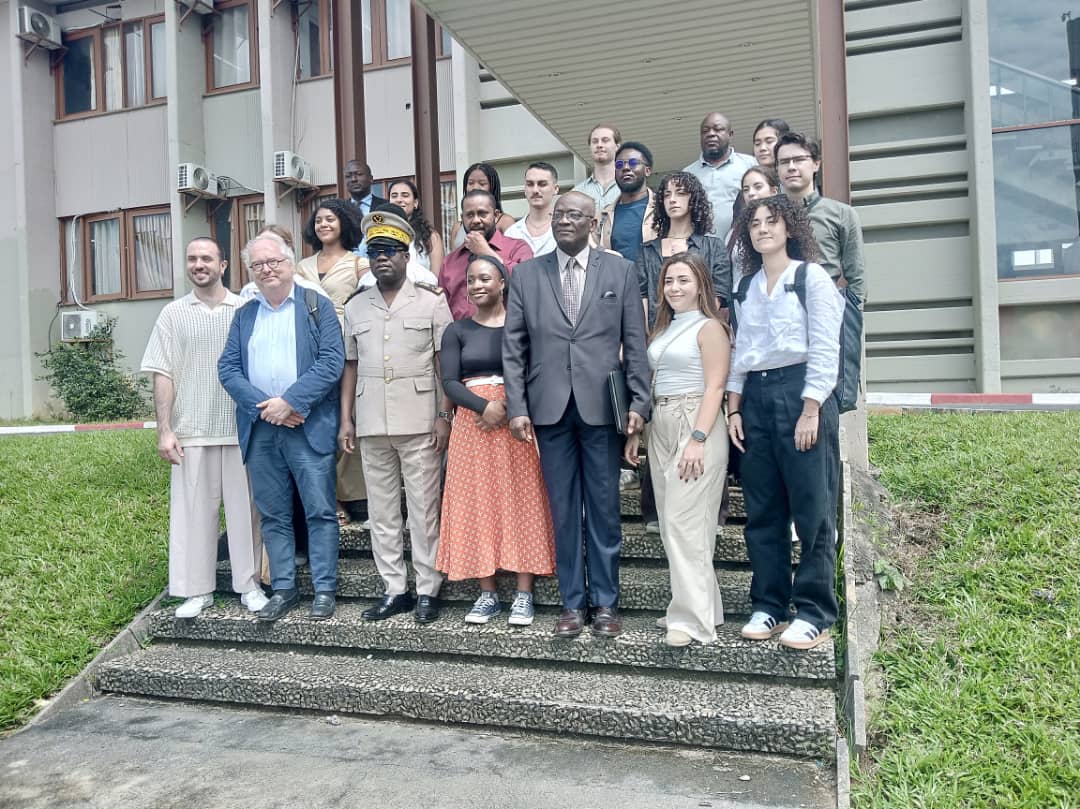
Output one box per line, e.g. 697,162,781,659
0,695,835,809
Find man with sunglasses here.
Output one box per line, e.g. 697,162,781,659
339,210,454,624
683,112,755,239
218,232,345,622
596,141,656,262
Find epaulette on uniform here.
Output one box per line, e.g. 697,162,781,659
415,281,444,295
344,285,373,306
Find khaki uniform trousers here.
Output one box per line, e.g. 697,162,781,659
359,433,443,597
169,444,261,597
649,393,727,643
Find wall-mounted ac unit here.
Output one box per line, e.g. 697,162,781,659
177,162,220,196
61,310,100,342
274,151,314,185
17,5,61,50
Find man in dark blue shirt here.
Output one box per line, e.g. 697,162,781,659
597,141,655,263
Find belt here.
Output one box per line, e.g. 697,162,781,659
746,362,807,380
465,375,504,388
356,363,432,379
654,391,704,405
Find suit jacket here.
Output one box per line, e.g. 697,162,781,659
218,285,345,461
503,249,651,427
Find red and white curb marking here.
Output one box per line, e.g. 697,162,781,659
0,421,156,436
867,393,1080,408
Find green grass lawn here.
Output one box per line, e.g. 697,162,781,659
856,412,1080,808
0,430,168,731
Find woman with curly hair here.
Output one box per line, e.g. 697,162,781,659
387,178,445,275
296,198,364,325
635,171,732,330
448,162,516,249
727,194,844,651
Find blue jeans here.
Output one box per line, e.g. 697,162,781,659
535,395,623,611
247,420,339,593
739,363,839,630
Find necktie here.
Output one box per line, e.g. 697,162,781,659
563,257,579,325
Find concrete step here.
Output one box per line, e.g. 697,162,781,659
96,644,836,758
149,601,834,680
620,485,745,519
219,557,754,614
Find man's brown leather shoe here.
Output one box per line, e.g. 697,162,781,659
554,608,586,638
592,606,622,638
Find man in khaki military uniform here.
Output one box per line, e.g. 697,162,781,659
339,211,453,624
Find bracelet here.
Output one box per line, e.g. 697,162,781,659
800,412,819,418
727,410,740,417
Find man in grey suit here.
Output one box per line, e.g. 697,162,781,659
503,191,651,639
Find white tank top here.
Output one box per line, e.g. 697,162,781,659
648,311,709,396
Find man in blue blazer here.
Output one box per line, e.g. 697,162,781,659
219,232,345,622
503,191,651,638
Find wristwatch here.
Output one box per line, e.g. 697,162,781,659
437,410,453,423
691,429,707,443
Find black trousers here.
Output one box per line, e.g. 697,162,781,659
739,363,839,630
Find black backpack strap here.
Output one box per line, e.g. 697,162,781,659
784,262,809,309
303,287,321,347
730,272,755,334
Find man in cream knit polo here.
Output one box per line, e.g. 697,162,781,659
141,236,266,619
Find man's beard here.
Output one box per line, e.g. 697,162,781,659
617,175,646,193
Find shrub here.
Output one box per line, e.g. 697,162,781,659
38,316,151,421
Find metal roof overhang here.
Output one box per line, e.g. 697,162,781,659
417,0,820,174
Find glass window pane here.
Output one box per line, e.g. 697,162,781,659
386,0,410,60
213,4,252,88
62,36,96,115
63,219,85,302
89,219,122,296
993,124,1080,278
297,0,322,78
361,0,372,64
124,22,146,107
150,22,166,98
440,178,458,247
103,26,123,111
133,212,172,292
988,2,1080,127
243,202,265,242
1000,303,1080,360
440,26,452,56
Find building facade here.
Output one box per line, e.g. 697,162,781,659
1,0,1077,419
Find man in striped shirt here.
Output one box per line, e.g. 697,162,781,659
141,236,267,619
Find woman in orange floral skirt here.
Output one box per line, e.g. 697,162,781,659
437,256,556,626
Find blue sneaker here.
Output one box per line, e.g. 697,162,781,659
464,591,502,624
507,591,535,626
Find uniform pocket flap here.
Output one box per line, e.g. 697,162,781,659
351,321,373,335
413,377,435,393
403,319,429,331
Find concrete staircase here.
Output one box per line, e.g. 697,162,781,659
95,486,838,759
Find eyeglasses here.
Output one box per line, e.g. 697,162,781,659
367,245,405,259
777,155,814,168
614,158,646,170
249,257,286,273
552,210,589,222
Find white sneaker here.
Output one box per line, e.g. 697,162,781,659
241,589,269,613
740,611,789,640
779,619,830,650
174,593,213,619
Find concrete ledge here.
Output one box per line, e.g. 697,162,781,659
96,644,837,757
148,601,836,680
835,736,851,809
20,590,166,732
839,463,868,755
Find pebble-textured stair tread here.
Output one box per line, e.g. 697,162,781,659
149,602,834,680
217,558,754,614
96,644,835,757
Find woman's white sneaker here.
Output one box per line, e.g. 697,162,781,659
740,611,789,640
174,593,213,619
241,589,269,613
779,619,830,650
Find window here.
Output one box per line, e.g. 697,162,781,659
297,0,332,79
209,194,268,291
360,0,453,69
60,207,173,303
206,0,259,93
55,16,165,119
990,2,1080,278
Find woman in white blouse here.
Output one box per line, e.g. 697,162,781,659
727,194,844,651
624,252,731,647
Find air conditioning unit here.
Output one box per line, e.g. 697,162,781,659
61,310,100,342
17,5,61,50
177,162,220,196
274,151,314,185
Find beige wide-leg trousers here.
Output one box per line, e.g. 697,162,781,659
168,444,261,597
359,433,444,597
649,393,727,643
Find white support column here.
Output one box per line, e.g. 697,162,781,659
450,40,480,192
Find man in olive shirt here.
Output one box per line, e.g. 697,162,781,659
776,132,866,302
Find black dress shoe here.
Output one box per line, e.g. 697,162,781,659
414,594,440,624
258,590,300,622
362,593,415,621
310,592,336,620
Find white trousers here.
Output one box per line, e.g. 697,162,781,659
168,444,261,597
649,394,727,643
359,433,443,596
